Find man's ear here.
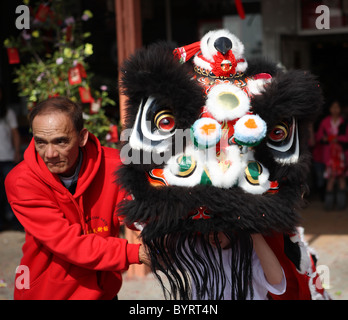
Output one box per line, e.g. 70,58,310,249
79,128,89,147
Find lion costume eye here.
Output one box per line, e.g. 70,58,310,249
268,122,289,143
129,96,177,153
266,117,299,164
154,109,176,133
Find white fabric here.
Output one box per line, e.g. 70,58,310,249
251,250,286,299
59,175,74,188
0,109,18,161
192,246,286,300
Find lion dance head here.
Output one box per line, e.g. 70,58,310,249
117,29,325,300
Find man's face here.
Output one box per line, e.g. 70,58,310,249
32,111,88,177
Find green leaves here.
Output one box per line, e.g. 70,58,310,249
6,1,118,145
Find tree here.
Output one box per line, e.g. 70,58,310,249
4,0,118,146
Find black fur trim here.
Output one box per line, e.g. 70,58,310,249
246,58,279,77
120,42,205,131
251,70,323,128
144,231,253,300
116,164,303,236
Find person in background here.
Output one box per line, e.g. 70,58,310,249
0,85,21,231
5,97,150,299
315,100,348,210
309,122,326,201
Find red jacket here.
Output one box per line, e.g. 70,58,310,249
5,133,140,300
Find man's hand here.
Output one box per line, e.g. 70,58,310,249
138,244,151,266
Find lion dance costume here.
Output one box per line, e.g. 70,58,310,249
117,29,330,300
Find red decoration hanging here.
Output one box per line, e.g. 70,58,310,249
77,63,87,78
173,41,201,63
7,48,20,64
65,25,73,42
235,0,245,20
79,87,93,103
35,4,50,22
107,124,119,143
48,93,59,98
68,66,82,85
89,98,102,114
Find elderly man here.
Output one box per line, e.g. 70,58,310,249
5,97,148,300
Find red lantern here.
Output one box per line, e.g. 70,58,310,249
7,48,20,64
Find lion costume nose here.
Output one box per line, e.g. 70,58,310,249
214,37,232,55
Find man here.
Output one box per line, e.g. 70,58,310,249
5,97,149,300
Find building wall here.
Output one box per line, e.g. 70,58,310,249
261,0,298,65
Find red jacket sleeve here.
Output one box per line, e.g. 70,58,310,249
6,174,140,272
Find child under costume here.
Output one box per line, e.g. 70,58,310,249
117,29,330,300
189,232,286,300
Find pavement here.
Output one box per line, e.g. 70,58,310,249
297,199,348,300
0,197,347,300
